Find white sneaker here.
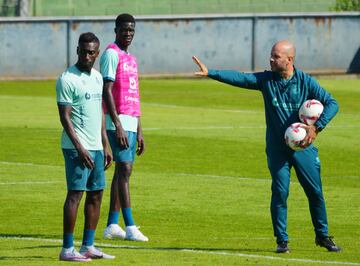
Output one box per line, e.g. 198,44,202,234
103,224,126,240
125,225,149,242
79,245,115,259
59,247,92,262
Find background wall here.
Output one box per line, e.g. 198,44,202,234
1,0,337,17
0,13,359,79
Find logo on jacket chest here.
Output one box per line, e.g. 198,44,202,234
272,97,301,110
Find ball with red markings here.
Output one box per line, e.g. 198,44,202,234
299,99,324,125
284,122,307,150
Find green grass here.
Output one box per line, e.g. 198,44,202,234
30,0,336,16
0,78,359,265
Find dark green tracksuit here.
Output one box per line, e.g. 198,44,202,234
208,68,338,243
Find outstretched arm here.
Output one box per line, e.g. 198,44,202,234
192,56,261,90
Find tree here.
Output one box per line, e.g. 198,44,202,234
332,0,360,11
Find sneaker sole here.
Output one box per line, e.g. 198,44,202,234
125,237,149,242
276,250,290,254
59,256,92,262
104,234,126,240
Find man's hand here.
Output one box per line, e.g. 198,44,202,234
192,56,208,76
136,133,145,156
116,126,129,148
104,148,113,170
78,147,95,169
300,124,318,148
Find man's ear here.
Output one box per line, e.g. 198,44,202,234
288,56,294,64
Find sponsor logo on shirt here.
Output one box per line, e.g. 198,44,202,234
123,63,129,71
85,92,102,101
272,97,300,110
128,77,138,93
125,96,140,103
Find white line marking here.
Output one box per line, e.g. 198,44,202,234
0,161,62,168
143,102,360,117
0,236,359,265
1,161,359,180
183,249,360,265
142,125,360,131
143,125,265,131
143,103,263,113
176,173,360,185
0,181,61,185
178,173,270,182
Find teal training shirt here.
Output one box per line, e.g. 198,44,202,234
208,68,339,151
56,65,103,150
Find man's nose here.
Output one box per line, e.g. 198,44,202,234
85,53,92,60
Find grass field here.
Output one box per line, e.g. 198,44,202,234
0,78,359,265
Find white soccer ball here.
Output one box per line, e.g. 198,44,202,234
284,123,307,151
299,99,324,125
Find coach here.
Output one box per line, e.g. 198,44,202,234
192,40,341,253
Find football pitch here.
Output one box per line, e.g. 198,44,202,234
0,78,359,265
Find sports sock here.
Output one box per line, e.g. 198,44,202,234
82,229,95,246
63,232,74,248
107,211,120,226
122,208,135,226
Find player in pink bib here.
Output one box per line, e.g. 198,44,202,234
102,43,141,117
101,13,148,242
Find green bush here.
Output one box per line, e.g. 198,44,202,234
332,0,360,11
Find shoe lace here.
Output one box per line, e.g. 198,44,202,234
71,249,83,257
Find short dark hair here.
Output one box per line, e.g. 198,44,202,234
78,32,100,45
115,13,135,27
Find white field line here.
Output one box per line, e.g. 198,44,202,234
142,125,359,131
0,236,359,265
177,173,360,183
183,249,360,265
1,161,359,181
0,161,62,168
178,173,270,182
0,181,61,185
143,125,265,131
142,102,263,114
2,95,359,117
144,102,360,117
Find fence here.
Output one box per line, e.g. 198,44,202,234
0,12,359,79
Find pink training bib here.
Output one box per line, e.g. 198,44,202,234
103,43,141,116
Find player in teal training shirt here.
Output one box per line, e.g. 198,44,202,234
192,40,341,253
56,32,114,261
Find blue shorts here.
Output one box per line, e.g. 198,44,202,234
62,149,105,191
107,130,137,163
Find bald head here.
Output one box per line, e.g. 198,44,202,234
270,40,296,77
272,40,296,58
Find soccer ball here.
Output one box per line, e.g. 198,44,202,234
284,123,307,150
299,99,323,125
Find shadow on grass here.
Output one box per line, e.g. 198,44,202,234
0,256,47,261
1,233,272,254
